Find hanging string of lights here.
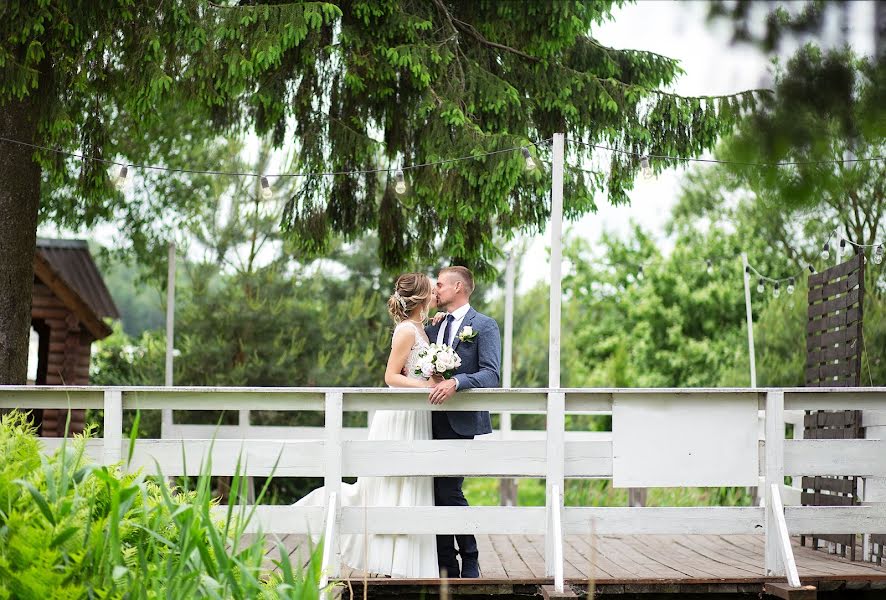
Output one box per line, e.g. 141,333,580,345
0,135,547,199
566,137,886,168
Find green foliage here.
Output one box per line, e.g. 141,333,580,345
0,0,761,277
0,410,322,599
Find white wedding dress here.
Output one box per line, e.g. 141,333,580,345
294,321,438,578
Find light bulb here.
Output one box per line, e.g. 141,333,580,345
808,264,816,274
636,266,644,280
394,169,407,195
787,277,796,295
839,239,847,255
875,244,884,265
260,176,272,199
115,166,128,190
640,155,652,179
706,259,713,275
820,242,830,260
521,147,536,171
757,278,765,294
773,282,781,298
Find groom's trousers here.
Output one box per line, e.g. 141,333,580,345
432,412,479,575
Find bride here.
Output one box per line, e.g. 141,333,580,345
294,272,440,578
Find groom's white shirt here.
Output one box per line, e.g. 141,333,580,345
437,303,471,346
438,303,471,390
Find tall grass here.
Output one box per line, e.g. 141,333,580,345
0,411,323,599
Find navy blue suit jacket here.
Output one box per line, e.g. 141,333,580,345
426,307,500,436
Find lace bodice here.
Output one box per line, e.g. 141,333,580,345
394,321,430,381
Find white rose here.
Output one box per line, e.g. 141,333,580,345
460,326,473,338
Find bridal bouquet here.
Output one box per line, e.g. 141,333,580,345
414,343,462,379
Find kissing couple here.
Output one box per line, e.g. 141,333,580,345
296,266,501,579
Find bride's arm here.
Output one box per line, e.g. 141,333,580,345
385,328,434,388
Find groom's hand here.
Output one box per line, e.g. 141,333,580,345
429,378,457,405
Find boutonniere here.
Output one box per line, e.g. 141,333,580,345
457,326,478,343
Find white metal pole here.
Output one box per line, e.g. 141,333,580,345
163,241,176,432
500,250,517,506
741,253,757,388
549,133,565,389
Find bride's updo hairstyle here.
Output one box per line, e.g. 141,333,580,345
388,273,433,323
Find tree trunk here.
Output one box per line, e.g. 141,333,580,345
0,95,41,385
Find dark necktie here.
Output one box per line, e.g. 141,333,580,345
440,314,455,346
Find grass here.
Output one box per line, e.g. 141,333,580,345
0,410,323,599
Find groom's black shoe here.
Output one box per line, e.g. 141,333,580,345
439,562,460,579
460,553,480,578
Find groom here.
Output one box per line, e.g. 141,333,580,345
426,266,501,578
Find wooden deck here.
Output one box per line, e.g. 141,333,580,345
247,533,886,596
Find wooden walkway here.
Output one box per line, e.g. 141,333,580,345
247,533,886,596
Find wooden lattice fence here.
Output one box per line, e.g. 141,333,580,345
802,253,865,560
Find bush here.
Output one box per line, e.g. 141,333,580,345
0,411,322,599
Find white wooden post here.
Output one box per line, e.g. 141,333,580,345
741,253,757,388
551,484,565,593
764,390,785,576
549,133,565,389
769,484,802,587
319,492,338,599
103,388,123,466
162,241,176,433
545,391,566,576
324,391,343,577
500,250,517,506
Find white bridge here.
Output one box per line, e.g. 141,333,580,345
3,386,886,596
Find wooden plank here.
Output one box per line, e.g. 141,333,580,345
606,535,694,579
564,534,629,579
474,534,508,579
339,506,545,535
663,535,762,579
514,534,549,578
785,506,886,535
343,440,548,476
805,328,860,357
806,342,861,365
672,535,764,577
801,476,856,494
763,582,818,600
806,307,861,335
489,534,534,579
617,535,721,579
784,440,886,477
808,254,863,286
785,392,886,411
808,269,861,302
808,288,860,318
563,506,764,535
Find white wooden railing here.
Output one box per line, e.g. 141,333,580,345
2,386,885,594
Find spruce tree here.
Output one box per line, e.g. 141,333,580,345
0,1,758,384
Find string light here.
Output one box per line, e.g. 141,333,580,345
639,155,652,179
773,282,781,298
875,244,884,265
706,259,713,275
839,238,847,255
757,278,765,294
521,147,536,171
114,166,128,190
260,176,272,199
636,265,644,280
820,242,830,260
808,264,816,274
394,169,407,195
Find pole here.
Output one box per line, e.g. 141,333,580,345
500,250,517,506
549,133,565,389
163,241,176,433
741,253,757,388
